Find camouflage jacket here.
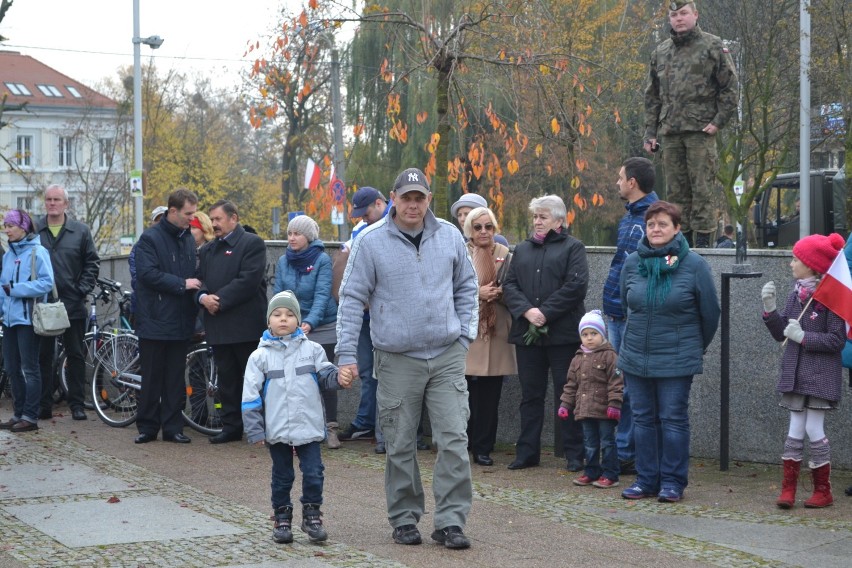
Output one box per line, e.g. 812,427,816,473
644,26,738,139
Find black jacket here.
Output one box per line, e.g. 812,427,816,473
134,218,198,341
197,225,267,345
502,230,589,346
36,215,100,320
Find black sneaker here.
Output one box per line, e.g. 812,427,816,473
338,424,375,441
392,524,422,545
431,526,470,549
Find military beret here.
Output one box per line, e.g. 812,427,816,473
669,1,694,10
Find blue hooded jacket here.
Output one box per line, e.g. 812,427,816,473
0,234,55,327
273,239,337,330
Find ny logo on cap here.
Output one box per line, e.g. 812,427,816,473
408,171,419,182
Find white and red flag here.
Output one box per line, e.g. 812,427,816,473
813,250,852,339
304,158,321,191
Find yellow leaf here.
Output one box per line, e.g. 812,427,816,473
571,176,581,190
539,64,550,75
550,118,560,136
535,144,543,158
499,50,506,60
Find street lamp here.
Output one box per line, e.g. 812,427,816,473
315,30,349,242
132,0,163,241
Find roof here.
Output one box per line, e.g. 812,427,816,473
0,50,117,110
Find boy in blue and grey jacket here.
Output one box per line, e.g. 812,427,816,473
242,291,353,544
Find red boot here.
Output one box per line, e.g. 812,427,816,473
804,463,833,508
776,459,800,509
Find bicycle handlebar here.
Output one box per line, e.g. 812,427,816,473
97,277,122,292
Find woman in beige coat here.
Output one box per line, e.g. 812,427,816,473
463,207,517,466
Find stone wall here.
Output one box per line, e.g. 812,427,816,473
101,243,852,467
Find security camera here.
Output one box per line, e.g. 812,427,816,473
143,35,164,49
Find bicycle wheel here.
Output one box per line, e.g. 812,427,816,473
91,334,141,427
182,345,223,435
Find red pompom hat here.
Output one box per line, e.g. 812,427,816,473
792,233,846,274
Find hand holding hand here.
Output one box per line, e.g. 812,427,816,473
783,319,805,344
761,281,776,313
606,407,621,422
557,406,570,421
201,293,220,315
338,366,354,388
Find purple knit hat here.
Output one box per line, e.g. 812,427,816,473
3,209,33,233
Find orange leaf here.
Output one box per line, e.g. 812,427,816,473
309,0,318,8
592,193,605,207
567,209,576,225
614,109,622,124
298,10,308,29
107,496,121,504
353,123,365,137
507,159,519,175
550,118,560,135
417,111,428,124
545,164,553,176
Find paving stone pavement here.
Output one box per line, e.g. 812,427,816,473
1,404,851,568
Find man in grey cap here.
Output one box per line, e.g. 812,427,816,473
336,167,478,549
150,206,168,224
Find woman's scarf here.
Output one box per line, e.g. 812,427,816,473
637,232,690,307
285,242,323,287
531,225,562,245
795,276,818,304
471,242,498,339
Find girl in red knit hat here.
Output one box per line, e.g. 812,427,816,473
761,232,846,509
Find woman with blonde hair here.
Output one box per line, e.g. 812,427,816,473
190,211,215,248
462,207,517,466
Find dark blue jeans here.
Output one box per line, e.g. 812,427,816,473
3,324,42,423
268,440,324,509
351,317,376,431
581,418,619,481
627,373,693,494
607,317,634,463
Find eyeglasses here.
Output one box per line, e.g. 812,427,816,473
473,223,494,232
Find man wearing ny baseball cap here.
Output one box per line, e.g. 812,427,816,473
336,167,478,549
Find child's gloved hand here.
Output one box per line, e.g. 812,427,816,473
557,406,570,420
606,407,621,422
761,281,776,313
783,319,805,344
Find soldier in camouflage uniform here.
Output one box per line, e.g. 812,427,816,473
643,1,738,248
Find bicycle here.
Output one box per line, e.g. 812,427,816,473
91,336,223,435
55,277,135,410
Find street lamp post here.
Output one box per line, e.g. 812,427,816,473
132,0,163,241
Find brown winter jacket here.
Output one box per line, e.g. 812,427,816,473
560,342,623,420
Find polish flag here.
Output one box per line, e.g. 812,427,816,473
304,158,321,191
813,250,852,339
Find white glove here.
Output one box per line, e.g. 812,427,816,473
761,281,776,313
783,319,805,344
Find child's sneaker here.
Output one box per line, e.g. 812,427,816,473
573,474,594,486
621,482,655,500
592,477,619,488
272,505,293,544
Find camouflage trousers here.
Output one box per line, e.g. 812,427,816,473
661,131,718,234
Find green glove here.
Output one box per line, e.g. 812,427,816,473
522,323,549,346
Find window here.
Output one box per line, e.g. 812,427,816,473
59,137,73,168
98,138,114,168
16,196,33,210
66,86,82,98
4,82,32,96
37,84,63,97
16,135,33,167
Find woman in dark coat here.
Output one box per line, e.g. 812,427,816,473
618,201,720,503
502,195,588,471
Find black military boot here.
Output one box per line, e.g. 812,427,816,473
272,505,293,544
301,503,328,542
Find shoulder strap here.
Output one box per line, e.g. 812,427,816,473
29,247,59,303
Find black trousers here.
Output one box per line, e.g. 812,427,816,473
212,341,256,434
137,338,188,437
514,343,584,463
39,318,87,412
466,375,504,455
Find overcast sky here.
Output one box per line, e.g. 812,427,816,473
1,0,282,92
